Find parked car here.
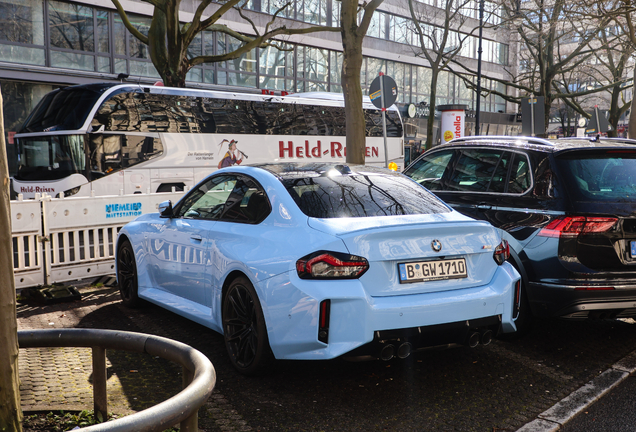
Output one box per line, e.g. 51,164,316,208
116,163,520,374
403,135,636,334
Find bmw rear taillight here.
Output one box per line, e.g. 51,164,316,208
493,240,510,265
538,216,617,238
296,251,369,279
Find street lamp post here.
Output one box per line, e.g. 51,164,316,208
475,0,485,136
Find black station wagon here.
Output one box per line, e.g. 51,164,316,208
404,135,636,333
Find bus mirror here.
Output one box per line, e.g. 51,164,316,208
158,200,173,218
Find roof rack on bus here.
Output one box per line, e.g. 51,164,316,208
448,135,556,146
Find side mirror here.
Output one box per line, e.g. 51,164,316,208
158,200,173,218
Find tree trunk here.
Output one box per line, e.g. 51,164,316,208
341,52,365,164
148,9,187,87
340,1,366,165
426,69,439,149
0,87,22,431
608,88,620,138
629,68,636,139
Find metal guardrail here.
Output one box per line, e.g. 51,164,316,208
18,329,216,432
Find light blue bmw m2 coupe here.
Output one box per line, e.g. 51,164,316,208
116,163,520,375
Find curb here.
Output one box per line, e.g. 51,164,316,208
516,350,636,431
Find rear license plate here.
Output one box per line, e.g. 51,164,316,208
631,241,636,258
399,258,468,284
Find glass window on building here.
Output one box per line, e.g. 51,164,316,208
366,11,381,38
331,0,340,27
185,31,203,83
494,81,506,112
218,34,257,88
366,57,386,85
386,61,406,103
259,42,292,90
264,0,293,18
498,43,509,65
436,70,450,105
457,74,474,109
393,16,412,45
49,1,98,71
296,45,329,92
0,0,45,65
481,77,491,112
113,13,159,78
303,0,327,25
329,51,342,93
415,66,431,100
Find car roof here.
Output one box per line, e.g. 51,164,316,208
250,162,399,180
440,135,636,153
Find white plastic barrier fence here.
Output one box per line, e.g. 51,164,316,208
11,190,186,290
11,197,44,288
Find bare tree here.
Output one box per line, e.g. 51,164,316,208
453,0,620,134
0,87,22,431
556,26,634,136
617,0,636,137
339,0,384,164
408,0,481,148
111,0,339,87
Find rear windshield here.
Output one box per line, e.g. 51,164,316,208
282,173,451,218
555,150,636,201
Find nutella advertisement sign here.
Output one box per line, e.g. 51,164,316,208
441,110,466,144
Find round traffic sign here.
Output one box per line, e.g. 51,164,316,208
369,75,398,109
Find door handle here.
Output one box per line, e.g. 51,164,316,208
190,235,202,242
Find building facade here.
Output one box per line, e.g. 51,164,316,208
0,0,519,173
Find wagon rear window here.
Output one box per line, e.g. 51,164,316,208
555,150,636,201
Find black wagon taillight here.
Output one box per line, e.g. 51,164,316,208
538,216,617,238
296,251,369,279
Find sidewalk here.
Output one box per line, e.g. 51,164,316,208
17,283,180,416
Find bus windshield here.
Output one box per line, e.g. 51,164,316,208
16,135,87,181
20,84,117,133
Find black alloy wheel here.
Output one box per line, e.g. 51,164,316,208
222,276,274,375
117,239,141,308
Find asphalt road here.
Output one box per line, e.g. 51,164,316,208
18,284,636,432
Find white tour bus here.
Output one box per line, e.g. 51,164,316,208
12,83,404,199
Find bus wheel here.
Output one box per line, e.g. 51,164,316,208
117,239,141,308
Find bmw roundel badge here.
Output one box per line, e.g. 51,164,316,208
431,239,442,252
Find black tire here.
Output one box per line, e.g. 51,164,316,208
222,276,274,375
117,239,141,308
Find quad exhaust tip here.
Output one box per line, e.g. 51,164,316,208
397,342,412,359
467,331,481,348
467,329,494,348
380,342,413,361
480,330,493,346
380,344,395,361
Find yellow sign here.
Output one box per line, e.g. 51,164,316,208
443,130,454,141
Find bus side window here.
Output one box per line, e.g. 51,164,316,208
122,136,163,168
89,134,122,177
